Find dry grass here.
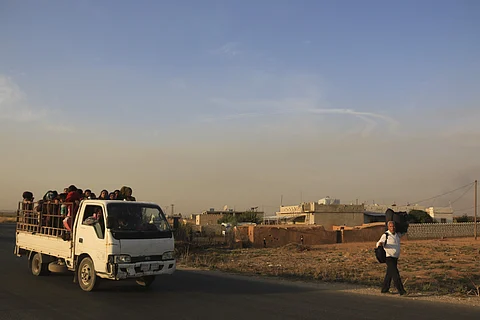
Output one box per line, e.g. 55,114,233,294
176,238,480,297
0,217,16,223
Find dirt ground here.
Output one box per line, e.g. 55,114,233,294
0,217,15,223
176,237,480,299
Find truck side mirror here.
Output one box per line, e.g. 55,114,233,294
106,216,115,229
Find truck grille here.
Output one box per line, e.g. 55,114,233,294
130,255,163,263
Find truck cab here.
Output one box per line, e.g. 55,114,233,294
15,199,176,291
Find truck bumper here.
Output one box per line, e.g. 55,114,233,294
115,260,176,279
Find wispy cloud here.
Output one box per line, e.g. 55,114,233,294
212,42,242,57
307,108,400,134
201,96,399,136
0,75,47,122
0,74,77,133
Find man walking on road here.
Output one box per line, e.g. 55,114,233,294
376,221,407,295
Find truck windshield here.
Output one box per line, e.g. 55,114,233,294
107,203,172,239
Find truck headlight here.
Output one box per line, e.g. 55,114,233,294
162,251,175,260
113,255,131,263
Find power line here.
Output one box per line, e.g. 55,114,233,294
410,182,475,205
454,205,480,212
450,184,474,205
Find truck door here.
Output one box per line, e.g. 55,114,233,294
74,204,107,273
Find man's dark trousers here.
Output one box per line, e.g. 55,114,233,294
382,257,405,294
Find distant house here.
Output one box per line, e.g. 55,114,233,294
364,204,454,223
426,207,453,223
318,196,340,205
266,200,364,230
364,204,427,213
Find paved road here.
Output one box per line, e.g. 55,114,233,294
0,224,478,320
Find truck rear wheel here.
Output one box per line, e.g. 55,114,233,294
77,257,99,292
30,253,49,276
136,275,155,287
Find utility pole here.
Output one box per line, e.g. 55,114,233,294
475,180,477,240
171,203,174,217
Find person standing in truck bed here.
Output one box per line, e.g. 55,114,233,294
118,186,136,201
63,185,82,232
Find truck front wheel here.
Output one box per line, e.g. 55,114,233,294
30,253,49,276
136,275,155,287
77,257,99,292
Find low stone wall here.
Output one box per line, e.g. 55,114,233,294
407,222,480,239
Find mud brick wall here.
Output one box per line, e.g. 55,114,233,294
407,222,480,239
233,223,480,247
235,225,337,248
342,225,387,243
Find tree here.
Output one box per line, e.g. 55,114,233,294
218,211,261,225
407,210,435,223
237,211,262,224
218,213,237,225
454,215,473,223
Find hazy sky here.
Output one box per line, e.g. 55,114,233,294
1,0,479,216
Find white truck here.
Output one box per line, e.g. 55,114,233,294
15,199,176,291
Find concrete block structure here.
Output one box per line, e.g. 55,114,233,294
267,202,365,230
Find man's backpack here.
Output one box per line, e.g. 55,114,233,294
374,232,389,263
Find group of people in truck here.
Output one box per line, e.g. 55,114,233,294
20,185,136,238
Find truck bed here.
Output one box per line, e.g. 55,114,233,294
15,202,73,259
16,231,72,258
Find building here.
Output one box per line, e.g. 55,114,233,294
426,207,454,223
364,204,454,223
266,201,364,230
318,196,340,205
364,204,427,213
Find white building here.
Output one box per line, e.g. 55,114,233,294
364,204,427,213
426,207,454,223
364,204,454,223
266,202,364,230
318,196,340,205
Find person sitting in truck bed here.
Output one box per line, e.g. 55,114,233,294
56,193,67,230
48,194,62,230
21,191,35,227
83,189,96,200
57,192,67,202
22,191,34,209
97,189,109,200
36,190,58,227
